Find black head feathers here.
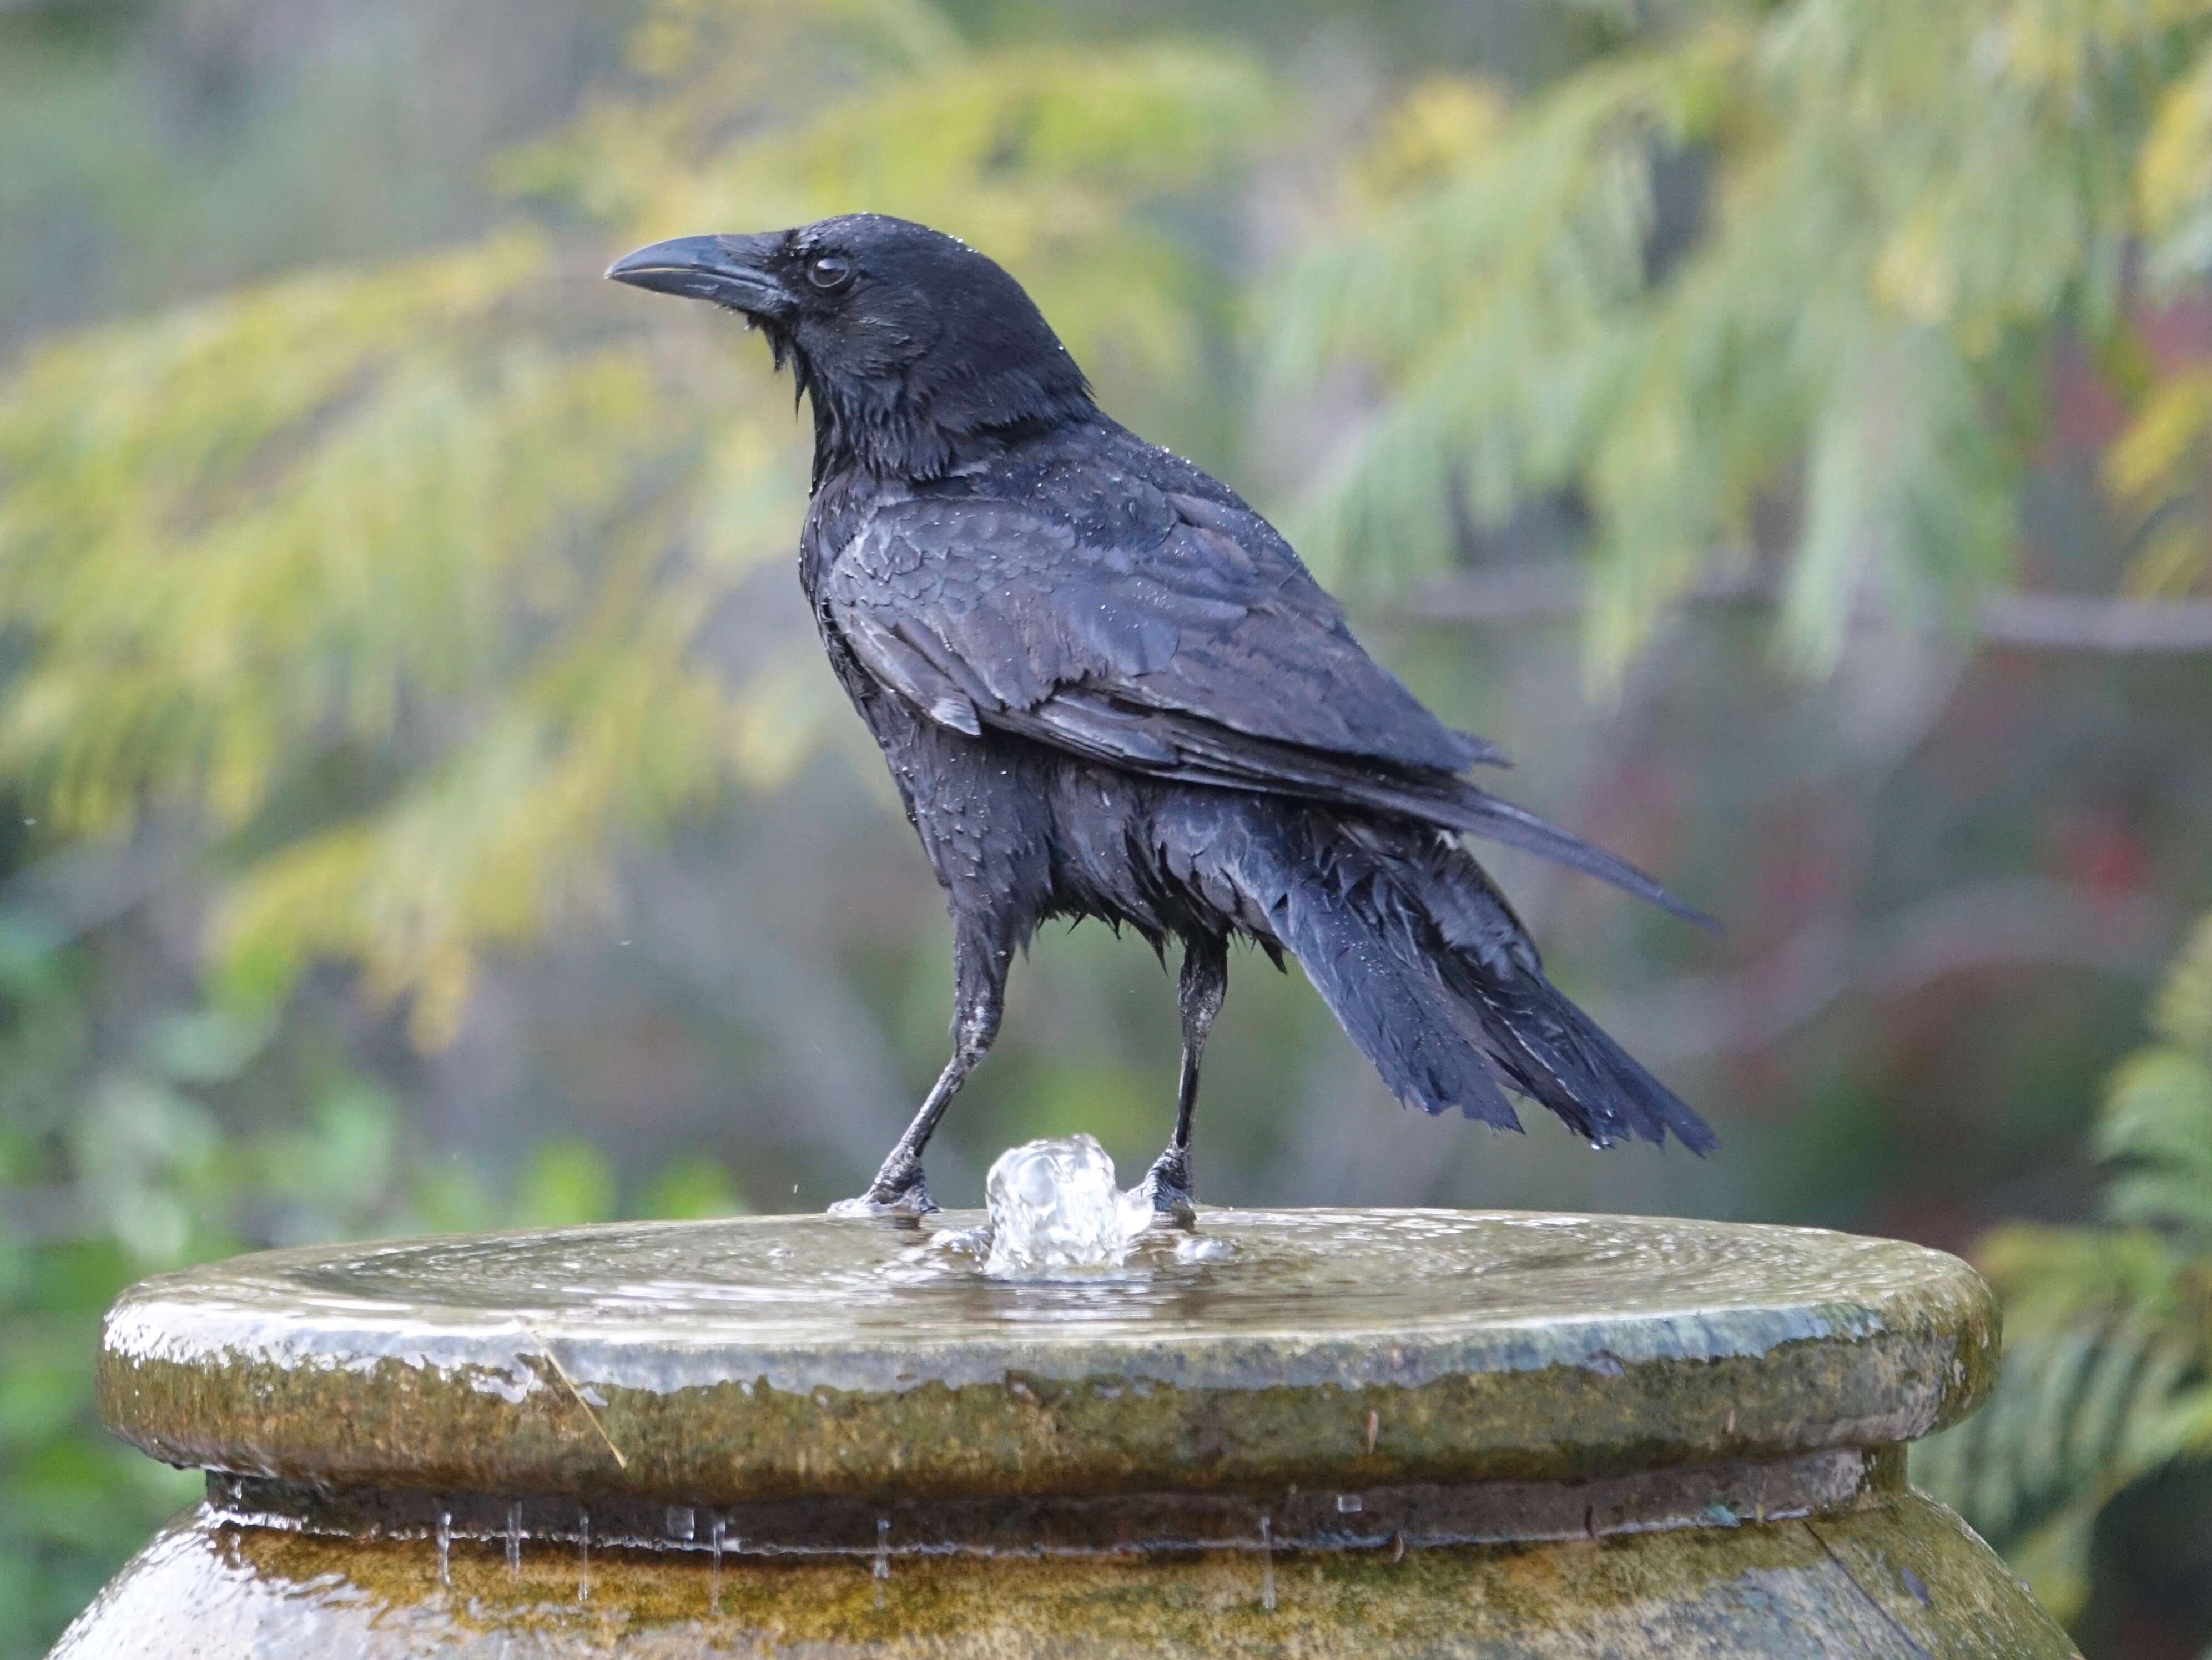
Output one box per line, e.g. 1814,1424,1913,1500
610,213,1095,481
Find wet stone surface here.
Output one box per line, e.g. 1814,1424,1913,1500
58,1490,2078,1658
200,1446,1899,1559
98,1208,1999,1504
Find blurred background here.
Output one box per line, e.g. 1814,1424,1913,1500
4,0,2212,1652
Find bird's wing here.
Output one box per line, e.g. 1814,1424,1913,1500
819,481,1711,926
820,485,1491,774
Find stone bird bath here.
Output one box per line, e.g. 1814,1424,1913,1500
57,1207,2076,1657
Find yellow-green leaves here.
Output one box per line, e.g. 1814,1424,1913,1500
2139,45,2212,279
0,236,743,1041
0,0,1267,1043
528,15,1271,406
1267,0,2212,681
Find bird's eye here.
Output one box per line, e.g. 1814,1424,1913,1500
807,255,853,292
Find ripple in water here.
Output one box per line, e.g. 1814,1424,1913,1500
117,1195,1954,1369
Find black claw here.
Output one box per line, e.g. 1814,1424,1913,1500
828,1157,936,1217
1142,1148,1197,1227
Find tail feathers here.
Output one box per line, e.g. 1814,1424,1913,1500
1450,965,1717,1153
1254,820,1715,1154
1266,850,1523,1129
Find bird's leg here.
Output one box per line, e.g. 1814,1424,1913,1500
1143,936,1229,1225
831,927,1005,1218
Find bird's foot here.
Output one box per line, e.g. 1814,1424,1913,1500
827,1154,935,1218
1139,1146,1197,1229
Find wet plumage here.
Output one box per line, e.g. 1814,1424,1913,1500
608,214,1715,1215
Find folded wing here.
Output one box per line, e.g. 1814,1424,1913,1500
819,478,1709,925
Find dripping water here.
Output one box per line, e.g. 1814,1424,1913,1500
578,1507,591,1603
1259,1513,1276,1612
505,1502,522,1577
435,1508,452,1588
709,1517,726,1614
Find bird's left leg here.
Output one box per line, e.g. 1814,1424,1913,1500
831,921,1008,1218
1142,934,1229,1224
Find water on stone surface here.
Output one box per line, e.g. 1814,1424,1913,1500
111,1209,1957,1368
980,1135,1152,1278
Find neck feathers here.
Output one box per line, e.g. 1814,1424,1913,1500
779,332,1095,487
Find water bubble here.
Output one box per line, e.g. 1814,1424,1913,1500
981,1135,1147,1278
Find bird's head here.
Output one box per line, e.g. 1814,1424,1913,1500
606,213,1094,481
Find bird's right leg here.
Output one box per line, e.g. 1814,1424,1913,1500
830,923,1006,1218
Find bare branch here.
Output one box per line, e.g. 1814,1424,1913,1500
1975,591,2212,653
1403,566,2212,653
1585,879,2175,1066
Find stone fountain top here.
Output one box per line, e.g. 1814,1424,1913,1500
98,1208,1996,1507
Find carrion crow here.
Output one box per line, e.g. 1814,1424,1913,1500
608,214,1715,1218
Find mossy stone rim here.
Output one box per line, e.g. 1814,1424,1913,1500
98,1209,1998,1505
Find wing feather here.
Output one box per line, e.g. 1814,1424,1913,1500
824,488,1483,771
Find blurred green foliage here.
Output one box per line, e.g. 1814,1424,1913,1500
1916,911,2212,1631
2,0,2211,1654
0,0,1266,1042
1268,0,2212,672
0,885,733,1646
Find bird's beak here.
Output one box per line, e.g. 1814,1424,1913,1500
604,233,795,318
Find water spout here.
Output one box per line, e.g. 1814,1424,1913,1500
981,1134,1150,1278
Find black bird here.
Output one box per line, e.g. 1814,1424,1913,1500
608,214,1715,1217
